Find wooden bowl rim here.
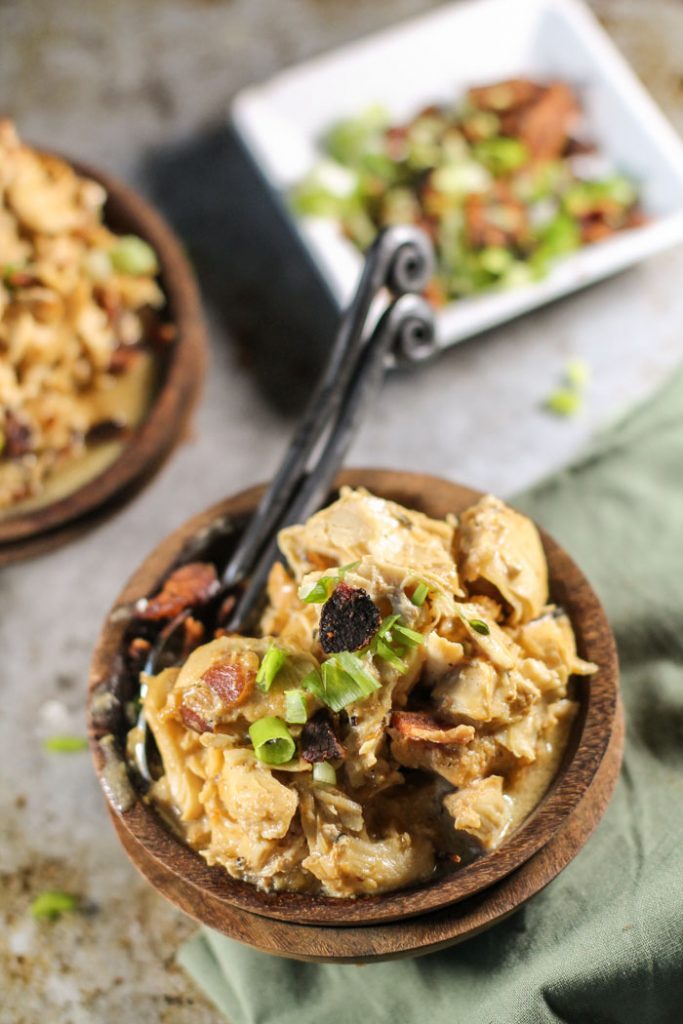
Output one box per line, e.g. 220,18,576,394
0,154,206,548
88,469,619,927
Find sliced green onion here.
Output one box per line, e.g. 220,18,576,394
373,636,407,673
545,387,582,418
410,581,429,607
284,688,309,725
369,614,424,673
301,577,333,604
393,623,424,648
565,357,591,390
312,761,337,785
300,560,361,604
248,717,296,765
256,646,287,692
30,891,79,920
43,735,88,754
110,235,158,276
473,137,529,175
467,618,491,636
302,653,380,712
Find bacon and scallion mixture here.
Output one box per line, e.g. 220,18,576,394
128,488,596,899
0,120,172,512
292,78,644,303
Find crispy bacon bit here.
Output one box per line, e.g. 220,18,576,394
502,83,579,161
181,616,205,659
136,562,219,622
3,411,33,458
301,710,346,764
152,322,177,346
319,582,381,654
4,269,40,289
179,702,213,734
126,636,151,672
86,417,129,444
464,185,529,250
201,653,257,708
216,593,236,627
468,78,543,113
108,345,141,375
390,712,475,747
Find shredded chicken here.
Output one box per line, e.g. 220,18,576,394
137,488,596,897
0,120,166,509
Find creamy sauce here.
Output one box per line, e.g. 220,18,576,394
506,710,575,834
1,350,157,519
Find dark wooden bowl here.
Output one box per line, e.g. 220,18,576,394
88,470,621,941
0,156,207,563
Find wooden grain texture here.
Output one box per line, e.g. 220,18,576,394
0,155,207,562
88,470,621,944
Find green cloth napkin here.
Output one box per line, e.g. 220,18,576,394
179,370,683,1024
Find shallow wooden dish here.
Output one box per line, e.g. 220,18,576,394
88,470,621,944
0,156,207,564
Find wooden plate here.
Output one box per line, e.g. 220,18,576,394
0,156,207,564
88,470,621,947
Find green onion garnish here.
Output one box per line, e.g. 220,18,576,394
248,717,296,765
284,688,309,725
467,618,491,636
110,235,158,276
303,652,380,712
30,891,79,920
312,761,337,785
545,387,582,418
255,646,287,692
564,357,591,390
369,614,424,673
43,735,88,754
300,561,361,603
410,581,429,606
393,622,424,647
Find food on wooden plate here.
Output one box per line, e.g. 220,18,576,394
292,78,644,303
0,120,172,512
129,488,596,898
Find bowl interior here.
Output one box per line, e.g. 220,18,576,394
0,155,206,549
88,469,619,927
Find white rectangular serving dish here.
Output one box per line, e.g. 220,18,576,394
232,0,683,348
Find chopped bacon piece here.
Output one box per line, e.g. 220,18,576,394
86,417,129,444
468,78,544,113
4,270,40,289
464,185,529,250
301,710,346,764
390,712,475,747
319,582,381,654
3,411,33,458
108,345,141,375
200,652,257,708
502,83,579,161
181,616,205,659
180,704,213,734
136,562,219,622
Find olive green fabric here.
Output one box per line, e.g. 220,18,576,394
178,370,683,1024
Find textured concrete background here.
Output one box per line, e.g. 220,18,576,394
1,1,683,1021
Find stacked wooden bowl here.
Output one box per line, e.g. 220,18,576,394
88,470,622,963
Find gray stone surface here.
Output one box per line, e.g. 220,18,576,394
1,1,682,1020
